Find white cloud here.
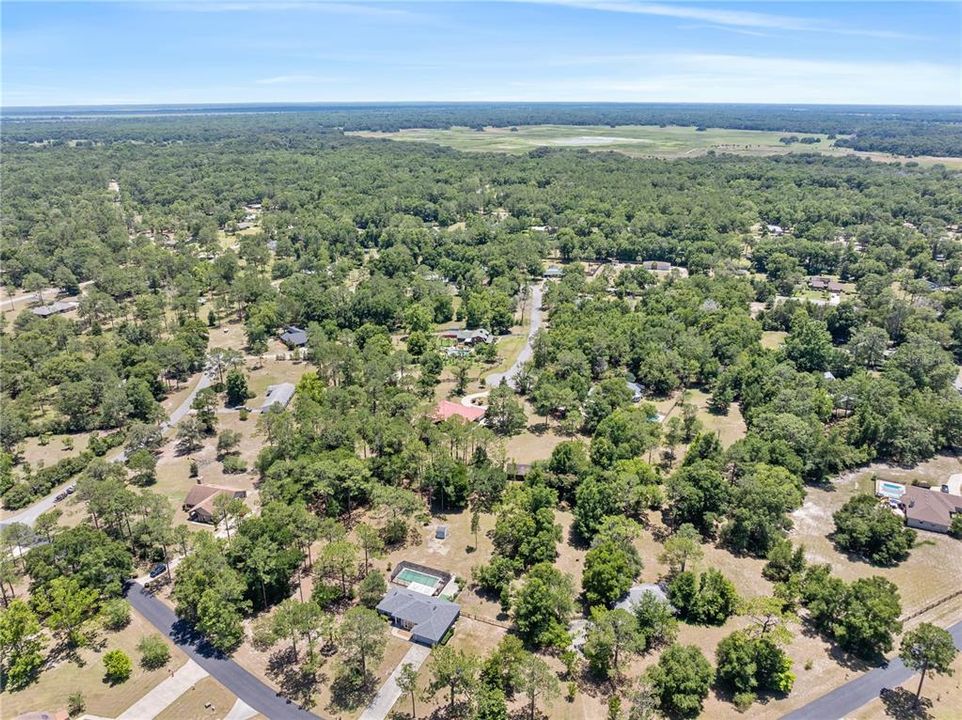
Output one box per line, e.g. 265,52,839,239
520,0,920,39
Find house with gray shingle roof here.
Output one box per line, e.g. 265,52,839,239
376,587,460,646
279,326,308,348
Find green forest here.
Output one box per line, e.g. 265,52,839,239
1,108,960,719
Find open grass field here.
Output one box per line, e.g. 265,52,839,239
351,125,962,168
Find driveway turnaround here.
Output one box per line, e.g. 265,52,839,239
359,643,431,720
126,582,321,720
117,659,209,720
782,620,962,720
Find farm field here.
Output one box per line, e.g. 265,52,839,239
351,124,962,167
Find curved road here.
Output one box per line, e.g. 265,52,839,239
485,283,543,390
782,619,962,720
1,372,211,530
127,582,321,720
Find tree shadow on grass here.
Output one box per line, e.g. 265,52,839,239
880,688,933,720
797,622,877,673
328,667,377,712
266,646,324,709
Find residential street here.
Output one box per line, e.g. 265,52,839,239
126,582,321,720
782,620,962,720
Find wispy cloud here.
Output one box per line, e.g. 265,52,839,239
502,52,959,104
521,0,920,39
255,74,334,85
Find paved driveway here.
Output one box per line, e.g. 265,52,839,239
126,582,321,720
1,371,211,531
359,643,431,720
782,620,962,720
486,283,543,390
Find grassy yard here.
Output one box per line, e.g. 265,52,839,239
761,330,788,349
0,608,186,719
790,458,962,615
350,125,962,168
154,676,237,720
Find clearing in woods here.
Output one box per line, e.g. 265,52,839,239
350,124,962,167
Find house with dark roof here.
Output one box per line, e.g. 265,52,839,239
279,326,308,348
376,587,460,646
31,300,78,318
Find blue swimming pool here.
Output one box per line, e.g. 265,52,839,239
878,481,905,498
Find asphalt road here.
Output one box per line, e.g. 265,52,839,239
782,620,962,720
486,282,543,389
126,582,321,720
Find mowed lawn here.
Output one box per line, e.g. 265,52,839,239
0,609,186,719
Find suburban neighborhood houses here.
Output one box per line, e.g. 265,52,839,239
3,17,962,718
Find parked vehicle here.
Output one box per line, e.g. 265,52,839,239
148,563,167,578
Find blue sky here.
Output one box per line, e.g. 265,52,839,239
3,1,960,107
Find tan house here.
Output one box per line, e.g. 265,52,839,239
183,482,247,524
903,486,962,534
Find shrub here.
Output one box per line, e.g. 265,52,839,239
221,455,247,474
950,514,962,539
137,634,171,669
101,598,131,631
67,691,86,716
103,649,133,684
382,517,407,546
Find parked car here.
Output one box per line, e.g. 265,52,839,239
942,484,950,493
65,485,76,495
148,563,167,578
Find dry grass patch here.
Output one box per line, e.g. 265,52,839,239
790,464,962,614
761,330,788,349
153,675,236,720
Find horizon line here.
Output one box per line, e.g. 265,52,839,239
5,99,961,112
